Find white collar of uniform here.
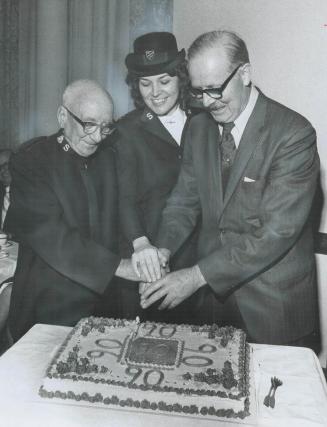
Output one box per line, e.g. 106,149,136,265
219,85,259,148
158,105,186,125
158,106,187,145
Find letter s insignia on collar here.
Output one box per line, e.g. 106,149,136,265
146,112,153,120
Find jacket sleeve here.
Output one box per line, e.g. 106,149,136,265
156,127,202,252
198,123,319,297
6,147,121,295
115,134,147,243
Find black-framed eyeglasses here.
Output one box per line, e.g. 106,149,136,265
189,63,243,100
64,106,116,136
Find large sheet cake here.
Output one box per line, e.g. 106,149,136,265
39,317,256,422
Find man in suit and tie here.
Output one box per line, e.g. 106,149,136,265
139,30,320,351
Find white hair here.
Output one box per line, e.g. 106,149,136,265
62,79,113,109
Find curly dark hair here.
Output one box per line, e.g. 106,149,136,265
126,59,190,111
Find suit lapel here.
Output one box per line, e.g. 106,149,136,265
140,108,179,148
222,93,267,209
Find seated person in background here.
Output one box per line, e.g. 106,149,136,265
115,32,199,322
5,79,145,342
0,150,13,352
0,149,12,230
139,30,320,353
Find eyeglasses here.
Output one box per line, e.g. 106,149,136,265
189,64,243,100
64,106,116,136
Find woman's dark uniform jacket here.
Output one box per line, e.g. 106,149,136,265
5,133,121,341
115,107,200,322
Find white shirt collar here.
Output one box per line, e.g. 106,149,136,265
219,86,259,148
158,105,185,124
158,106,187,145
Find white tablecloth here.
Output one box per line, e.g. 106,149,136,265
0,241,18,284
0,324,326,427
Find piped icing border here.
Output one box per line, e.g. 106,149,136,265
39,386,250,420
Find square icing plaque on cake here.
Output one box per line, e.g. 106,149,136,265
39,317,257,424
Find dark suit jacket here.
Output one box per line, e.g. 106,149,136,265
5,133,121,341
114,107,199,321
156,91,320,345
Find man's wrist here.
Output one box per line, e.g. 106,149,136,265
191,264,207,289
115,258,128,277
115,258,138,281
133,236,150,251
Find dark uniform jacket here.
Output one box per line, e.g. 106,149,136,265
5,132,121,341
114,107,199,321
157,91,320,345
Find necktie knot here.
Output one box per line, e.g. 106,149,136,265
220,122,236,153
222,122,235,134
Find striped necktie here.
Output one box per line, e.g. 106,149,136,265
220,122,236,195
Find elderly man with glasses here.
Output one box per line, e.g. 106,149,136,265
5,79,145,342
138,30,320,352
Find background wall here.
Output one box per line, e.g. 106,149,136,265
173,0,327,366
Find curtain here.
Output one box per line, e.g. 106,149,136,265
67,0,130,122
129,0,173,43
18,0,130,143
0,0,18,149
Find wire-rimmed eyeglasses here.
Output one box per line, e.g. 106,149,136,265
64,106,116,136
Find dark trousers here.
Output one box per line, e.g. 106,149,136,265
284,330,321,355
222,296,321,355
195,289,321,355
